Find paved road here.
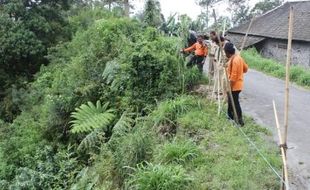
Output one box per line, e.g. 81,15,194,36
241,69,310,190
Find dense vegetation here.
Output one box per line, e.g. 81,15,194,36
242,48,310,88
0,1,282,189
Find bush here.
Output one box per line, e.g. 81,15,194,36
298,73,310,86
104,28,195,112
8,146,83,190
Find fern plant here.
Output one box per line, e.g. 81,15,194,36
70,101,115,134
77,129,105,151
112,112,134,136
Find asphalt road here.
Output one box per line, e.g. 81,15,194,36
241,69,310,190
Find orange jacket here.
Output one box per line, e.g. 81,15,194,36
184,42,208,56
227,54,248,91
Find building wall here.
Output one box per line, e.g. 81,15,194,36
256,39,310,68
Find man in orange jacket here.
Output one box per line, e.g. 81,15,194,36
182,35,208,73
224,42,248,126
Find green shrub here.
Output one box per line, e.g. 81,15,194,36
299,73,310,86
8,146,83,190
289,67,300,81
127,163,192,190
183,67,203,89
104,28,192,112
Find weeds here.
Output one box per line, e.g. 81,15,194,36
155,138,201,165
126,163,193,190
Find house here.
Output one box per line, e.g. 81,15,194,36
227,1,310,68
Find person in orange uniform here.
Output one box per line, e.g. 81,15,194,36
224,42,248,126
182,35,208,73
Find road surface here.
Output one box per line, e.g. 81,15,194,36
241,69,310,190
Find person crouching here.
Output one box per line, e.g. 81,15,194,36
181,35,208,73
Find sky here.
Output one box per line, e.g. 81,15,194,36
132,0,258,19
132,0,298,20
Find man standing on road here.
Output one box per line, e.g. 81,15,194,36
181,35,208,73
224,42,248,126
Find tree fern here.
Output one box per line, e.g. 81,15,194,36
70,101,115,134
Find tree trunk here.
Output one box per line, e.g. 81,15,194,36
206,5,209,28
124,0,130,17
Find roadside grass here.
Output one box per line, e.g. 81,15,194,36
126,96,282,190
242,48,310,88
80,95,282,189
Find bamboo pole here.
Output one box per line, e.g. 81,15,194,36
217,64,221,115
222,18,227,36
240,17,255,52
284,6,294,147
212,9,239,123
273,101,289,190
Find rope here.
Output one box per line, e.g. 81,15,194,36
219,109,289,189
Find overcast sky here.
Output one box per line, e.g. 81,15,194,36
132,0,297,19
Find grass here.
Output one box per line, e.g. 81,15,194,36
81,95,282,189
154,138,201,165
242,48,310,88
132,96,281,189
126,163,193,190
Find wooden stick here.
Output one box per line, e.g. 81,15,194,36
273,101,289,190
217,65,221,115
240,17,255,52
284,6,294,147
212,9,239,122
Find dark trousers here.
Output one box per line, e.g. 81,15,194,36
227,90,244,125
187,55,204,73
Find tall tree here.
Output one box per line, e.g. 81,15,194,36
196,0,222,28
0,0,72,120
143,0,163,28
124,0,130,17
209,15,231,32
227,0,251,25
232,4,251,25
251,0,283,15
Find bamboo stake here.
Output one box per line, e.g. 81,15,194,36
240,17,255,52
284,6,294,147
217,64,221,115
212,9,239,122
273,101,289,190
